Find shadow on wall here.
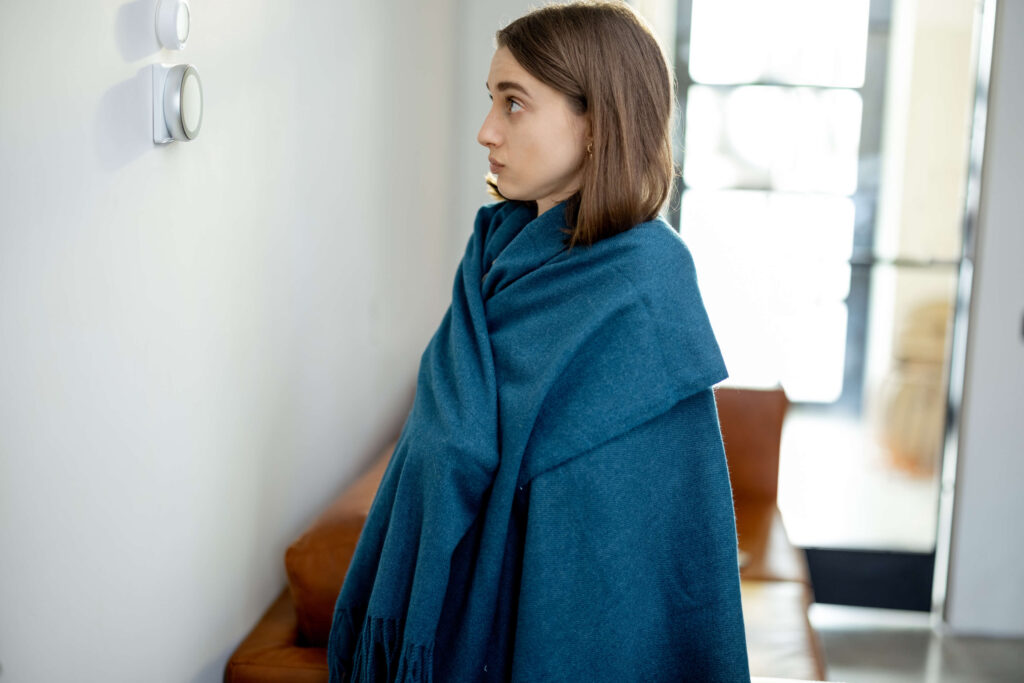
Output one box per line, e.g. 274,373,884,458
116,0,161,62
100,0,170,171
94,66,155,171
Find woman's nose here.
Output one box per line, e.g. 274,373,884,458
477,108,500,148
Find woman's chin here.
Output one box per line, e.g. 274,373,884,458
490,177,537,206
497,183,529,203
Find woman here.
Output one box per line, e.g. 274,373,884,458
328,2,749,681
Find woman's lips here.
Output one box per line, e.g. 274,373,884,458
489,159,504,174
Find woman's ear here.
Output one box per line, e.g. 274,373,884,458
580,115,593,151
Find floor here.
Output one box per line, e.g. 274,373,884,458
811,603,1024,683
777,406,939,551
774,408,1024,680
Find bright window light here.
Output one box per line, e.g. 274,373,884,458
684,85,863,195
680,189,854,403
689,0,871,87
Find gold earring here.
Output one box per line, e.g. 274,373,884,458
587,142,593,158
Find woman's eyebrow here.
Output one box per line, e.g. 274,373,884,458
485,81,532,99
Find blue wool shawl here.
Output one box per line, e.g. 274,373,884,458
328,200,750,682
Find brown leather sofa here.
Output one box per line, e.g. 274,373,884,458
225,387,827,682
717,387,827,680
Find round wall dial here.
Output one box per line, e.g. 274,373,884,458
156,0,191,50
153,64,203,143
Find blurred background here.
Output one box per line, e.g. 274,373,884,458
0,0,1021,681
672,0,968,601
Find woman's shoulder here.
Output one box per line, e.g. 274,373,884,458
599,216,696,272
578,217,704,311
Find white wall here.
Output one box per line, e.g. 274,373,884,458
946,0,1024,638
0,0,459,680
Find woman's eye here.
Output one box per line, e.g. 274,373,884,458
487,94,522,114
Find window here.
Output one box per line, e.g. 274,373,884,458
674,0,870,404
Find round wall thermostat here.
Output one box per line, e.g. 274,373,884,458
164,64,203,140
153,64,203,143
156,0,191,50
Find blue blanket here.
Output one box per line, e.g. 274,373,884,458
328,200,749,681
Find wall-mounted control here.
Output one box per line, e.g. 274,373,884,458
156,0,191,50
153,64,203,143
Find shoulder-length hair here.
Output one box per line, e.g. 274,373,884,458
486,1,677,248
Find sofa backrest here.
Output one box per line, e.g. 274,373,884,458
714,386,789,502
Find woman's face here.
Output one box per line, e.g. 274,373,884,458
478,47,591,216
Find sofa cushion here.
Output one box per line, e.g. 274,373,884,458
741,579,826,681
224,589,328,683
735,498,810,585
284,444,393,646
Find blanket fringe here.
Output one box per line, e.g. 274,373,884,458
329,609,435,683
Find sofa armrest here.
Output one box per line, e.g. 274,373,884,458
736,498,810,585
224,589,328,683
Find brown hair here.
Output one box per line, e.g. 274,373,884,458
486,0,676,248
